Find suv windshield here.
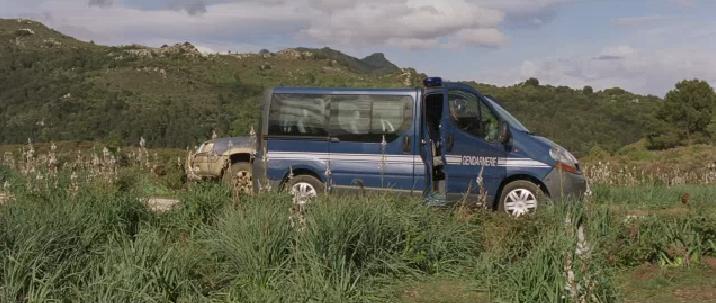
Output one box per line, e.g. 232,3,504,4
484,97,530,133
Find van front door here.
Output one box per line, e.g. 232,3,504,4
327,93,417,192
439,89,506,204
421,91,447,195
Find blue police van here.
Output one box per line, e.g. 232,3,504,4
252,77,586,216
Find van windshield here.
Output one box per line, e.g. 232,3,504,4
484,97,530,133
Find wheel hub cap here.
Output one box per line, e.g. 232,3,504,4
504,188,537,217
291,182,317,203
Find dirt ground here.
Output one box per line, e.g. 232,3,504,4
620,262,716,303
0,193,178,212
396,278,486,303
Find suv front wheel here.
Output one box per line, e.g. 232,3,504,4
223,163,253,196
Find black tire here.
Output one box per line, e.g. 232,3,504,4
498,180,547,217
285,175,324,198
222,163,253,195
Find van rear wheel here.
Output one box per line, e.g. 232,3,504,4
286,175,324,202
498,180,546,217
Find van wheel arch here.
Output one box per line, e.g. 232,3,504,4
281,168,325,192
493,174,549,210
282,168,324,184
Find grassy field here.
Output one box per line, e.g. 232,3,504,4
1,156,715,303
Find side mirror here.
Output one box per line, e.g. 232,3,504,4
498,121,512,145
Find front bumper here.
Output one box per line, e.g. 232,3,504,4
543,169,587,201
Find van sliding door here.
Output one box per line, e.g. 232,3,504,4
327,93,416,192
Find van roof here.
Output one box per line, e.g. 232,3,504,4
272,82,478,95
273,86,418,95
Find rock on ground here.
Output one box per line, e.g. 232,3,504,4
145,197,179,212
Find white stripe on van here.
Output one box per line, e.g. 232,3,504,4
267,152,550,169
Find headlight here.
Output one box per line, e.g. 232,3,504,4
549,146,580,174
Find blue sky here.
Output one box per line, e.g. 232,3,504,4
1,0,715,96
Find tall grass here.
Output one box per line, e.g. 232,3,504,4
0,181,151,301
471,203,619,303
0,173,483,302
1,164,714,302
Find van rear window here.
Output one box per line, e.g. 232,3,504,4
268,94,328,137
329,95,413,142
267,93,413,142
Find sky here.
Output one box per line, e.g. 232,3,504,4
1,0,715,96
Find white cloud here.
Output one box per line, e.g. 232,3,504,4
594,45,637,60
6,1,310,50
453,28,506,47
88,0,113,8
385,37,439,49
493,46,716,95
612,15,673,27
476,0,572,27
301,0,506,48
0,0,570,50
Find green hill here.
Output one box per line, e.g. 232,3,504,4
470,83,661,154
0,19,661,154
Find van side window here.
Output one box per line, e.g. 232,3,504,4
448,90,499,142
329,94,413,142
268,94,328,137
448,91,481,136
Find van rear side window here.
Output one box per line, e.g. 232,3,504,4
329,94,413,142
268,94,328,137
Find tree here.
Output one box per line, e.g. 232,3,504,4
525,77,539,86
582,85,593,95
259,49,270,55
648,79,716,148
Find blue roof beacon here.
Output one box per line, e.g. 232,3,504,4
423,76,442,87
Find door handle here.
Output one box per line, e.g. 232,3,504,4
329,137,340,143
447,134,455,152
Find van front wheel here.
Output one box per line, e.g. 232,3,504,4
498,180,546,217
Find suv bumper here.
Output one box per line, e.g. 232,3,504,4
185,153,202,181
543,169,587,201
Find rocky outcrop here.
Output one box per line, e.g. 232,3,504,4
125,42,202,58
134,66,168,78
42,38,62,48
277,48,315,59
15,28,35,36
